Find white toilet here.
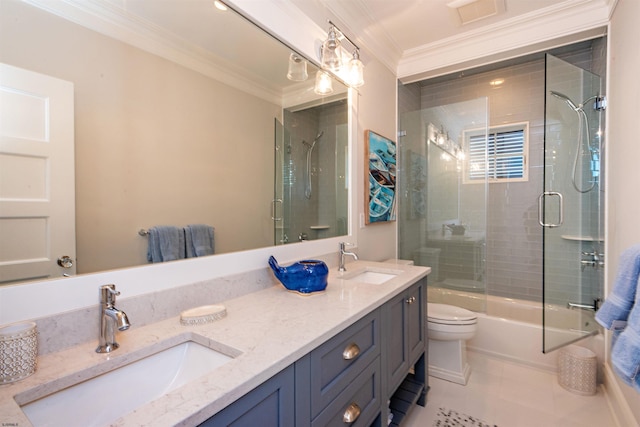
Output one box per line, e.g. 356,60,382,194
427,303,478,385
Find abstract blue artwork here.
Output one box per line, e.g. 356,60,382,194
366,130,396,224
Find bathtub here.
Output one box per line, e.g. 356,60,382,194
427,286,604,373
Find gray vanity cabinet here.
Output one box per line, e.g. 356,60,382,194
199,279,427,427
199,364,295,427
382,279,427,426
297,309,382,427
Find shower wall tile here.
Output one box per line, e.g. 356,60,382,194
413,42,604,303
284,101,347,242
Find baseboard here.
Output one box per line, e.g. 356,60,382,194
466,346,557,373
602,364,639,427
428,363,471,385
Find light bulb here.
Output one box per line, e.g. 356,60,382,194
347,50,364,87
314,70,334,95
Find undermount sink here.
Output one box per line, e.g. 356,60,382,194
341,267,402,285
21,340,236,427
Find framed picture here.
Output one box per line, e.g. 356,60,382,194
365,130,397,224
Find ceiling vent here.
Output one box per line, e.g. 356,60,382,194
446,0,504,25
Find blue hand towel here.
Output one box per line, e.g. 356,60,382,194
596,244,640,329
610,289,640,390
146,226,185,263
185,224,215,258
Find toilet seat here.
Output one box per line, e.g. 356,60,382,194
427,303,477,325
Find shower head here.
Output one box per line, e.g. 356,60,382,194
314,131,324,144
302,131,324,149
304,131,324,149
550,90,579,111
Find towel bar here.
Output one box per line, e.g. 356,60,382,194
138,229,150,236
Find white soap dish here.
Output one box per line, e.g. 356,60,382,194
180,305,227,326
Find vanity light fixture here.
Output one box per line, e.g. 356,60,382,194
314,70,334,95
287,53,308,81
320,21,365,88
321,26,342,72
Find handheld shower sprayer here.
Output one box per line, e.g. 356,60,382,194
549,90,600,193
550,90,579,111
304,131,324,199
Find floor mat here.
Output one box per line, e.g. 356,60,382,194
433,407,497,427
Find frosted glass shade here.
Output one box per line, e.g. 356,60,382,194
348,55,364,87
286,53,308,81
314,71,333,95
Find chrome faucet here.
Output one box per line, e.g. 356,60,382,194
339,242,358,272
96,284,130,353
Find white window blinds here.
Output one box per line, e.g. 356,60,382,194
466,123,528,182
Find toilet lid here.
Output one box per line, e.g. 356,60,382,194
427,303,477,324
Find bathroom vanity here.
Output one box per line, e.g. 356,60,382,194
205,280,426,427
0,261,429,427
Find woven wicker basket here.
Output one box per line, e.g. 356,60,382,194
558,345,597,395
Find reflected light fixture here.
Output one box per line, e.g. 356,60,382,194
321,20,365,88
287,53,308,81
213,1,228,11
314,70,333,95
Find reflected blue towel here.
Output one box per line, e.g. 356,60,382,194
146,226,185,263
596,244,640,329
185,224,215,258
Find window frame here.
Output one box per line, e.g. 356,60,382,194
463,121,529,184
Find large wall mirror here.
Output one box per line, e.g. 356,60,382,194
0,0,349,285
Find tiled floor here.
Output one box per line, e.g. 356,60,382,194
404,351,617,427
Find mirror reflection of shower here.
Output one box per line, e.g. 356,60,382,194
550,91,602,193
303,131,324,199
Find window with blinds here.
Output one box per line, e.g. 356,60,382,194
464,122,529,183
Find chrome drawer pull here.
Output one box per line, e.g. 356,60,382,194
342,402,361,423
342,343,361,360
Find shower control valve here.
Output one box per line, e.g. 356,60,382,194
580,251,604,270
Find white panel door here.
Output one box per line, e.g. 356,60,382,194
0,63,75,284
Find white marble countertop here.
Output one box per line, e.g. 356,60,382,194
0,261,429,427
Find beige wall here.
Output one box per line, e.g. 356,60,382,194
353,59,399,262
0,0,280,273
607,0,640,422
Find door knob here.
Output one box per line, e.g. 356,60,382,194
57,256,74,268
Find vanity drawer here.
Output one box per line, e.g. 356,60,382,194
311,357,381,427
310,309,380,418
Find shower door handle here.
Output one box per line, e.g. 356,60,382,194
271,199,282,221
538,192,564,228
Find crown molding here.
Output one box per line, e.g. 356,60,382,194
606,0,620,19
397,0,612,81
20,0,304,106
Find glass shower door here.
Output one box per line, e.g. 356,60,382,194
273,118,289,245
398,98,488,309
542,54,604,352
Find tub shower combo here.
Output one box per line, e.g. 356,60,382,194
398,42,606,383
